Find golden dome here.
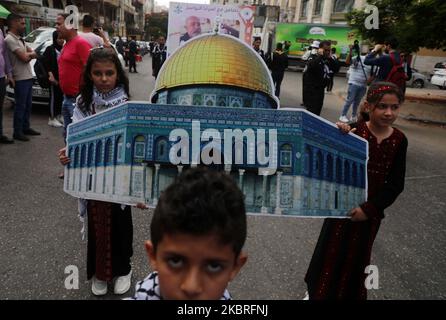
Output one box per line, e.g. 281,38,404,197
154,34,274,98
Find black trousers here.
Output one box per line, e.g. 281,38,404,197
128,55,137,72
49,84,63,118
326,75,334,92
304,85,325,116
272,71,285,97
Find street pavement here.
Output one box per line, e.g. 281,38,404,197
0,57,445,300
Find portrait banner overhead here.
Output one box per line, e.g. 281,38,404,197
167,1,255,56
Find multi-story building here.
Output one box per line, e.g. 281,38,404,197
261,0,366,24
210,0,252,4
2,0,138,37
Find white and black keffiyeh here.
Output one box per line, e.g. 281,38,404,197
73,85,128,121
128,272,232,300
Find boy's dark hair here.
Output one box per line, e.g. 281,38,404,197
78,47,130,113
82,15,95,28
151,167,247,257
276,42,283,50
7,13,23,28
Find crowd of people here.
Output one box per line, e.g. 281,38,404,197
0,11,410,300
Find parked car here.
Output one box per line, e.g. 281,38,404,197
407,69,427,88
23,26,55,50
430,61,446,79
430,70,446,90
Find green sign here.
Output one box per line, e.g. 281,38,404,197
275,23,359,61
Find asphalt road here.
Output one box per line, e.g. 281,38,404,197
0,57,445,300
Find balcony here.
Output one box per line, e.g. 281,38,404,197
103,0,119,6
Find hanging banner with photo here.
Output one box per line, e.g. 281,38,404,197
167,1,255,56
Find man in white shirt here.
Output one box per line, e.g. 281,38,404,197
5,13,40,141
78,15,110,48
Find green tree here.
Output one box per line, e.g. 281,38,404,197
346,0,446,53
145,12,168,40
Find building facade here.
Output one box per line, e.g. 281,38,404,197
2,0,139,37
261,0,366,24
65,33,367,217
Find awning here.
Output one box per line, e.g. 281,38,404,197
0,4,11,20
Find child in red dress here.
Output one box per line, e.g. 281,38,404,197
305,81,408,300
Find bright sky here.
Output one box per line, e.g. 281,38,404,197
155,0,210,8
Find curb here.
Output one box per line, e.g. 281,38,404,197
404,94,446,104
399,113,446,126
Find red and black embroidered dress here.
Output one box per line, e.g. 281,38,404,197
87,201,133,281
305,122,408,300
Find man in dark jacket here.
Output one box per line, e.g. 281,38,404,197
302,40,331,116
269,42,288,98
115,36,124,55
364,37,401,81
152,36,167,79
128,36,138,73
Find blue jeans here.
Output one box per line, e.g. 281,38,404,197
13,79,33,136
341,83,367,117
62,95,76,141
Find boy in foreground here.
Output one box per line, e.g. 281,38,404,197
130,167,248,300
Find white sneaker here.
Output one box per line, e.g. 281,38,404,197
303,291,309,300
351,115,358,123
57,115,64,125
91,276,108,296
339,115,350,123
48,117,63,127
114,270,132,295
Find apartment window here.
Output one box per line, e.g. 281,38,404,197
53,0,63,9
333,0,354,13
301,0,309,17
314,0,324,16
